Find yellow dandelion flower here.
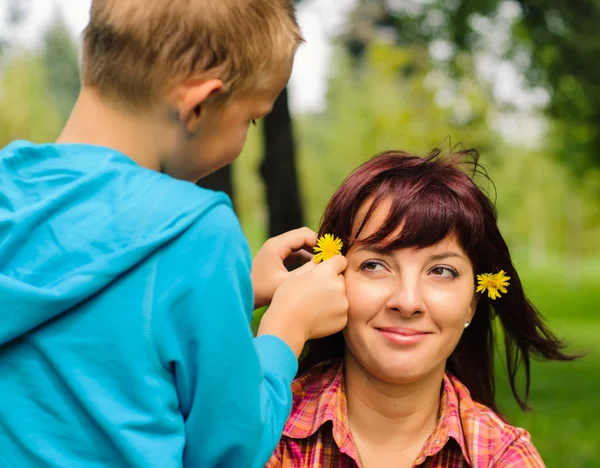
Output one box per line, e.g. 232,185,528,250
476,270,511,300
313,234,343,263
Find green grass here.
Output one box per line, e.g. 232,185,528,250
493,262,600,467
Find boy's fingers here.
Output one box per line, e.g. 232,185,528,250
292,258,317,274
319,254,348,274
269,227,317,257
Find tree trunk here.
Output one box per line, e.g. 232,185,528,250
261,87,304,237
197,164,235,211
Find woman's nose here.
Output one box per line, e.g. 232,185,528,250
385,279,425,317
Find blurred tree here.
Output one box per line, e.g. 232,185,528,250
42,11,81,123
294,43,599,267
0,0,30,57
334,0,600,274
296,43,497,226
450,0,600,173
342,0,600,173
0,1,64,146
204,0,600,239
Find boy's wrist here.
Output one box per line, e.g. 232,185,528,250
253,294,270,310
257,309,307,358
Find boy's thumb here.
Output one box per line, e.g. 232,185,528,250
292,258,317,275
321,254,348,274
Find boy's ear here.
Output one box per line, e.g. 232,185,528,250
178,79,224,133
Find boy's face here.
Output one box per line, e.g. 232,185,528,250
169,58,294,182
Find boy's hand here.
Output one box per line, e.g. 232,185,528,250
252,227,317,309
257,255,349,358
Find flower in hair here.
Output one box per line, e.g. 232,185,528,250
476,270,510,300
313,234,343,263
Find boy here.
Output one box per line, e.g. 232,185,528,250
0,1,348,467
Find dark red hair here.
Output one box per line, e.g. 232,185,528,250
300,149,576,415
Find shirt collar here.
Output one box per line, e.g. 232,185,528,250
414,373,472,465
284,361,472,465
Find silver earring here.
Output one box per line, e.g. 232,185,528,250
464,321,470,329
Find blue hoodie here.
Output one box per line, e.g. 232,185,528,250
0,141,297,467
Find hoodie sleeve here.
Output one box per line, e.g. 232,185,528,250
152,199,297,468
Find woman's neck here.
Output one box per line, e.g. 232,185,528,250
344,352,445,465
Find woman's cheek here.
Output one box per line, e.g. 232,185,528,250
426,285,471,326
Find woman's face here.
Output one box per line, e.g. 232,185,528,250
343,200,477,384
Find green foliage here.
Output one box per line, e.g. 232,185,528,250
0,53,63,145
291,43,599,262
0,11,78,147
512,0,600,172
235,42,600,268
348,0,600,172
296,44,496,229
232,122,269,250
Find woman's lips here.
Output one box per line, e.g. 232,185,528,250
376,327,430,345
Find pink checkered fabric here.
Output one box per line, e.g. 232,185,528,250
267,360,544,467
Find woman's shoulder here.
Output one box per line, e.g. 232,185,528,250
292,360,343,397
445,374,545,467
446,373,522,433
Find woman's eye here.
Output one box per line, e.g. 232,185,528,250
360,260,385,272
430,266,459,279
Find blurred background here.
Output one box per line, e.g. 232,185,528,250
1,0,598,465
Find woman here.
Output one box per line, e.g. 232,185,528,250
267,150,575,467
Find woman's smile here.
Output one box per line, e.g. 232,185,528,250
375,326,431,346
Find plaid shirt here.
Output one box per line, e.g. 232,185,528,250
267,360,544,467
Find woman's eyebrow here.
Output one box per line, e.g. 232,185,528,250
356,247,467,261
356,245,391,255
429,252,466,261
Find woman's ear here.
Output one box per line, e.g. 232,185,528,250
468,292,480,323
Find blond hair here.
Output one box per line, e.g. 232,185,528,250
82,0,303,108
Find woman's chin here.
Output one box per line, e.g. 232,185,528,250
348,347,441,385
367,362,429,385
